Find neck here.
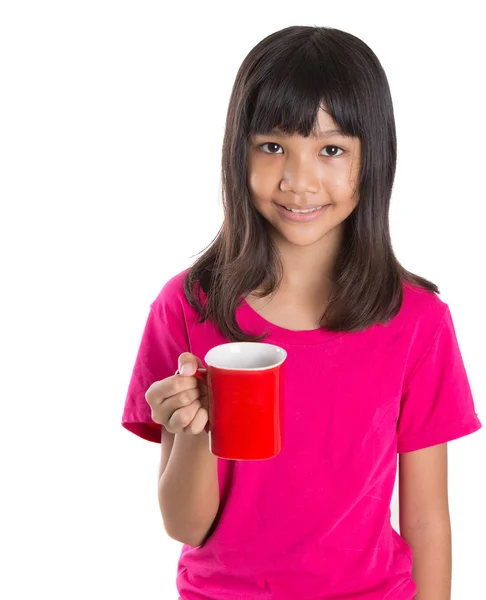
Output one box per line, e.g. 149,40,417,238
271,223,344,299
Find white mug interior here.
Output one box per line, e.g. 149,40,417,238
205,342,287,370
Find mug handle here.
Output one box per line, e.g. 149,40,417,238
174,367,209,433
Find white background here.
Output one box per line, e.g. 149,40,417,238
1,1,485,598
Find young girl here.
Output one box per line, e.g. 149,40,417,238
121,25,482,599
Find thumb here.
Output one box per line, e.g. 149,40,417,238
178,352,203,376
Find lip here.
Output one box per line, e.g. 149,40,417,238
275,202,331,222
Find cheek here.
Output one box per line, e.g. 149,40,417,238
247,167,274,198
348,154,361,193
329,164,359,197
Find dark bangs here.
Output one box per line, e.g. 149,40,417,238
246,36,363,142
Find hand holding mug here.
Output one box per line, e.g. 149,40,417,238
145,352,208,435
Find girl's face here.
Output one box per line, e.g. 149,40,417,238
247,108,361,250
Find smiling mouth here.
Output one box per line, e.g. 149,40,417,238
283,206,322,213
278,203,331,213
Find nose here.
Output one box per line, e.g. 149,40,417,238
279,156,319,194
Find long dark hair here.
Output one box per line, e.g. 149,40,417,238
184,25,438,342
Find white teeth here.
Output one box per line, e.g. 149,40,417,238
284,206,323,213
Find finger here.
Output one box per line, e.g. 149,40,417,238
178,352,204,376
145,374,198,408
158,387,201,420
197,388,209,411
183,407,209,436
166,400,202,434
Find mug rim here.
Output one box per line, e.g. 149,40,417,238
204,341,287,371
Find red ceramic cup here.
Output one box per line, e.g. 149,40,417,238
179,342,287,460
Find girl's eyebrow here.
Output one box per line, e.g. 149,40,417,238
253,128,351,139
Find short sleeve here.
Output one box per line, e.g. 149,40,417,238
121,298,188,444
397,305,482,453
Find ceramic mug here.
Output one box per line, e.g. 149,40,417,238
177,342,287,460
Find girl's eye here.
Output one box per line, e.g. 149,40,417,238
320,145,344,157
259,142,283,154
259,143,344,157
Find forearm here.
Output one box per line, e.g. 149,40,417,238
401,520,452,599
158,431,219,547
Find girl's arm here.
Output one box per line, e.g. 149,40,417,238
398,443,452,599
158,429,219,547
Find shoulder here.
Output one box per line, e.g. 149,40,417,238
148,268,225,352
398,280,449,333
149,267,197,324
153,268,190,303
379,281,454,391
377,280,451,364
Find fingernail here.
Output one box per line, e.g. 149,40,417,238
180,363,193,376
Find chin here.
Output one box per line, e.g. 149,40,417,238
275,227,334,248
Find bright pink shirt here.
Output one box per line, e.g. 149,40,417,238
122,269,482,599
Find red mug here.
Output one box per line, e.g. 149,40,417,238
177,342,287,460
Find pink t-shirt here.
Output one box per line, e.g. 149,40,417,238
122,269,482,600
